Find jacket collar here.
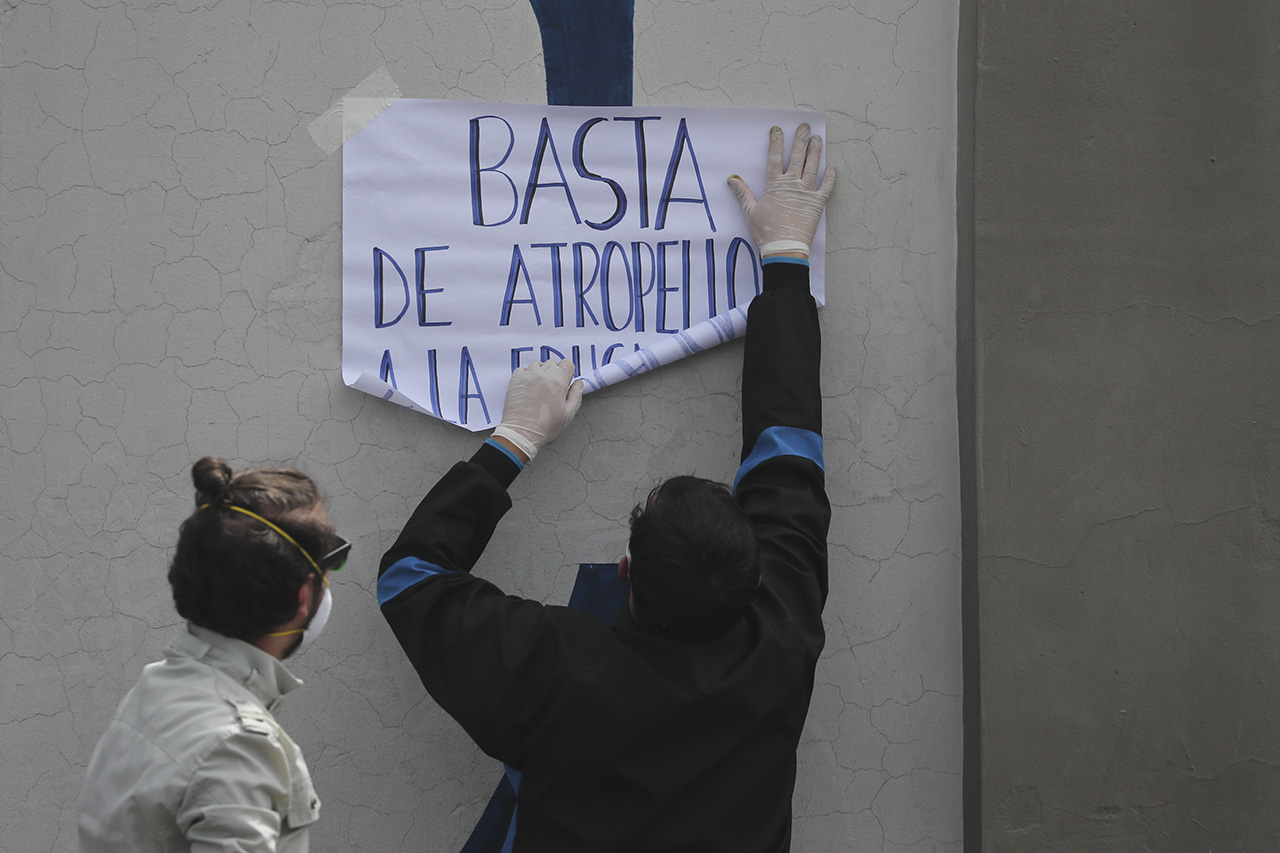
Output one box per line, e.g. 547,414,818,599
170,623,304,711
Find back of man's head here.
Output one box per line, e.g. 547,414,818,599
627,476,760,640
169,457,336,641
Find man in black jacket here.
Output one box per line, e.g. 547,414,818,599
378,124,835,852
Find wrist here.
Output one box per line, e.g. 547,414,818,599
758,239,811,258
474,440,524,488
490,429,534,463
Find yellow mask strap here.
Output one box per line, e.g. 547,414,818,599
198,503,321,573
262,573,328,639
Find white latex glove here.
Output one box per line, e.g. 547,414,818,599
492,359,583,462
728,123,836,258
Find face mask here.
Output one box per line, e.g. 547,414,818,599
290,584,332,658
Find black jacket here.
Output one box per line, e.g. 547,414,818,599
379,261,829,852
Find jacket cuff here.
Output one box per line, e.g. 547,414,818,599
472,440,522,489
761,259,811,293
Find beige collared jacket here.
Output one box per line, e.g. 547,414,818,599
79,624,321,852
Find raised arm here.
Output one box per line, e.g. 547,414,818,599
729,123,834,450
378,359,582,582
728,124,835,608
376,360,589,759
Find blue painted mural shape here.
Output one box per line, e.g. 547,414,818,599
461,6,636,846
460,564,630,852
528,0,635,107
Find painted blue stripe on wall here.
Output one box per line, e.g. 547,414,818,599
460,772,517,853
460,567,626,850
567,563,630,622
376,557,451,606
528,0,635,106
500,766,522,853
734,426,824,493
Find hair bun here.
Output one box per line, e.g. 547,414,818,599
192,456,234,505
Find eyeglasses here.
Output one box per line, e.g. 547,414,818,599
318,537,351,573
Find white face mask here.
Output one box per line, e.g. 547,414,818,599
290,585,332,658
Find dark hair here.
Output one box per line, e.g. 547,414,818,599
168,457,337,641
627,476,760,640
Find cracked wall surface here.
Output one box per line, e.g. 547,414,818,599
0,1,962,849
975,2,1280,849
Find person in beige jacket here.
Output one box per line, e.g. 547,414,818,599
79,457,350,852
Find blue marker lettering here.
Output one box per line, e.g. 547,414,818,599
530,243,567,327
572,242,601,328
425,348,442,417
612,116,660,228
655,118,715,232
500,244,542,326
656,240,679,334
630,240,655,332
373,248,410,328
510,346,534,371
725,236,759,309
415,246,451,327
457,346,489,425
379,349,397,388
573,118,627,230
470,116,518,227
600,241,634,332
521,118,582,226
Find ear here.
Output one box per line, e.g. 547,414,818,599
294,576,315,622
618,554,629,582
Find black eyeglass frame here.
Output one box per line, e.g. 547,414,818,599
318,537,351,572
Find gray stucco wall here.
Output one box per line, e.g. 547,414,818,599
1,2,961,850
975,3,1280,849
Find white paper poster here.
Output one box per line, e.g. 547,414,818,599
342,99,825,430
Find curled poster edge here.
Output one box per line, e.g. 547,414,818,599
578,307,750,393
346,371,460,426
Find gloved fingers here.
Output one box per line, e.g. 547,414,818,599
503,359,569,413
534,358,580,408
494,359,581,459
727,175,757,218
565,377,584,417
766,125,785,180
784,123,812,180
518,357,572,388
551,360,580,406
800,131,823,188
816,162,837,203
550,356,575,383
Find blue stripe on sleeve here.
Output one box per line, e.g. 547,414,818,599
485,438,525,470
377,557,452,605
733,425,824,493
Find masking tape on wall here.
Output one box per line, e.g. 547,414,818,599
308,67,402,155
